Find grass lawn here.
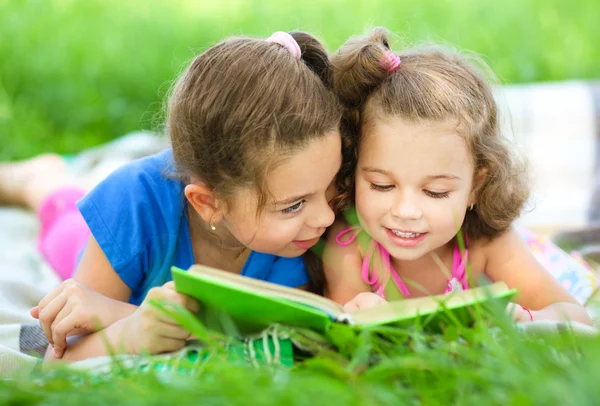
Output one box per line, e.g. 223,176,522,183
2,1,600,403
0,0,599,159
3,305,600,405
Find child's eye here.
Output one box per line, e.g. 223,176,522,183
370,183,394,192
281,200,305,215
424,190,449,199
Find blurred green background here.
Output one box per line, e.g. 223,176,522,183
1,0,598,160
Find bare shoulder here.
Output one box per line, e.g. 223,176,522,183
469,226,578,307
323,217,361,265
469,226,541,281
466,227,523,277
322,217,368,304
471,227,523,255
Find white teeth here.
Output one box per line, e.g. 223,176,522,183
391,230,421,238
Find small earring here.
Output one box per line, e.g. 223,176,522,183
469,203,474,211
210,224,216,231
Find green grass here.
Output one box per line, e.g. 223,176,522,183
3,306,600,405
0,0,599,160
2,1,600,401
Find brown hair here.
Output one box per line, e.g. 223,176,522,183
168,32,341,294
331,28,530,240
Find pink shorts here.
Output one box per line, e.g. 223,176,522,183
37,188,90,280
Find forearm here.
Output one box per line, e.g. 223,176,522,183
531,302,593,326
110,301,137,325
82,298,137,331
45,318,133,363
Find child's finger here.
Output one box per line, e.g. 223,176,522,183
343,299,359,313
355,292,385,310
361,294,386,308
146,285,177,301
144,286,199,321
183,295,201,313
154,310,185,325
160,287,198,312
53,343,64,359
51,307,81,356
30,306,39,319
162,282,199,312
36,283,65,314
163,281,176,290
38,292,69,345
506,303,518,316
153,336,188,354
47,344,59,360
158,323,192,340
506,303,525,321
141,298,183,325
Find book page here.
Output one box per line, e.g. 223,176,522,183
346,282,511,326
188,265,345,317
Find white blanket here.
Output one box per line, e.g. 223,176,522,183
0,132,168,376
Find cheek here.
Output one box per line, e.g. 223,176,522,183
249,217,304,247
425,197,468,229
354,184,373,216
227,209,275,246
227,218,259,246
355,186,390,222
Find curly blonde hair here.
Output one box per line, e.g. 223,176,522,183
331,28,530,240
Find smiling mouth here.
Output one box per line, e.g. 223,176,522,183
386,228,428,248
292,236,321,250
390,229,422,239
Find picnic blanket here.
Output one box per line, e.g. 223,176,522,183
1,81,600,377
0,132,168,376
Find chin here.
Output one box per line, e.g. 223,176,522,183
378,240,429,262
390,250,428,262
274,245,306,258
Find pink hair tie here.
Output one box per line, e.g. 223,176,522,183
380,50,401,73
266,31,301,60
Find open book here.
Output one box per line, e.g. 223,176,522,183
172,265,517,334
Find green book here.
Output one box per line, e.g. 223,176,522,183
172,265,517,335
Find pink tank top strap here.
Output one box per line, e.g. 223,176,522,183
362,241,385,297
335,225,362,246
336,225,410,298
451,240,470,290
377,243,411,297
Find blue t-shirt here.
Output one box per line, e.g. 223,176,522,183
77,149,309,305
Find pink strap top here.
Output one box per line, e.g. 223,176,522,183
336,226,469,299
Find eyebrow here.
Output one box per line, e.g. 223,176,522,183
362,167,392,175
424,174,461,181
362,167,461,181
273,193,313,206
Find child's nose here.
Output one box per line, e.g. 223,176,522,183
391,193,423,220
310,199,336,229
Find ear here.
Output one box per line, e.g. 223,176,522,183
184,182,225,225
469,167,489,205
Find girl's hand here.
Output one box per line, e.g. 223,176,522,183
31,279,136,358
120,281,200,355
343,292,387,312
506,303,535,323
